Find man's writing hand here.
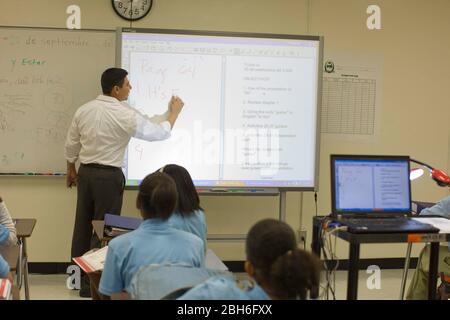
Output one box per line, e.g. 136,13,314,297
169,95,184,115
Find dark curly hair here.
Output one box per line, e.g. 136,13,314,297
246,219,321,299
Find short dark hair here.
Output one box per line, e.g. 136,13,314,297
101,68,128,94
137,172,178,220
158,164,202,215
246,219,321,299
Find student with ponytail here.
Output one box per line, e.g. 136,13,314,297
98,172,204,298
158,164,207,249
179,218,321,300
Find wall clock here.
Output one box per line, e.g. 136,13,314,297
112,0,153,21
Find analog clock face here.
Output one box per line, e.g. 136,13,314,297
112,0,153,21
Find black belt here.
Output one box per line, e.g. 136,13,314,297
81,163,120,170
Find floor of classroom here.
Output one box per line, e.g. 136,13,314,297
19,269,416,300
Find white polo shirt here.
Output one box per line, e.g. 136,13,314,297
65,95,171,167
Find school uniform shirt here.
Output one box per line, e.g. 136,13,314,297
0,224,10,245
65,95,171,167
0,202,17,245
420,196,450,249
0,255,9,278
168,210,207,249
99,218,204,296
420,196,450,219
178,275,270,300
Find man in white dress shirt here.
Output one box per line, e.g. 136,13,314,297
64,68,184,296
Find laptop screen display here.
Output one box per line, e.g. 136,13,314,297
331,155,411,215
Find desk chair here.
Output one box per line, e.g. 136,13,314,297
14,218,37,300
400,242,450,300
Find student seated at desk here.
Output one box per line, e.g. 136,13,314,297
179,219,321,300
0,225,8,245
0,255,13,281
98,172,204,299
0,197,17,246
158,164,207,249
407,195,450,300
0,225,13,284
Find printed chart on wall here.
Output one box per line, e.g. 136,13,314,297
119,29,323,189
321,54,382,142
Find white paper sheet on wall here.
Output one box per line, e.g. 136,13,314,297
321,54,383,142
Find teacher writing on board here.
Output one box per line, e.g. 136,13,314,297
64,67,184,297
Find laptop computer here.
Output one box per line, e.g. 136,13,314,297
330,154,439,234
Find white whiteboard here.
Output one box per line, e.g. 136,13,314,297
120,29,322,189
0,27,115,173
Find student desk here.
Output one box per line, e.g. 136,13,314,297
312,216,449,300
92,220,111,246
92,220,230,269
14,218,37,300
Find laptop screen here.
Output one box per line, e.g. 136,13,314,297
330,155,411,216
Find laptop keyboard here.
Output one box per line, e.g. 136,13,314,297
345,218,408,226
337,217,439,234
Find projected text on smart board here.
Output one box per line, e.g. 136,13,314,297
120,29,322,188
